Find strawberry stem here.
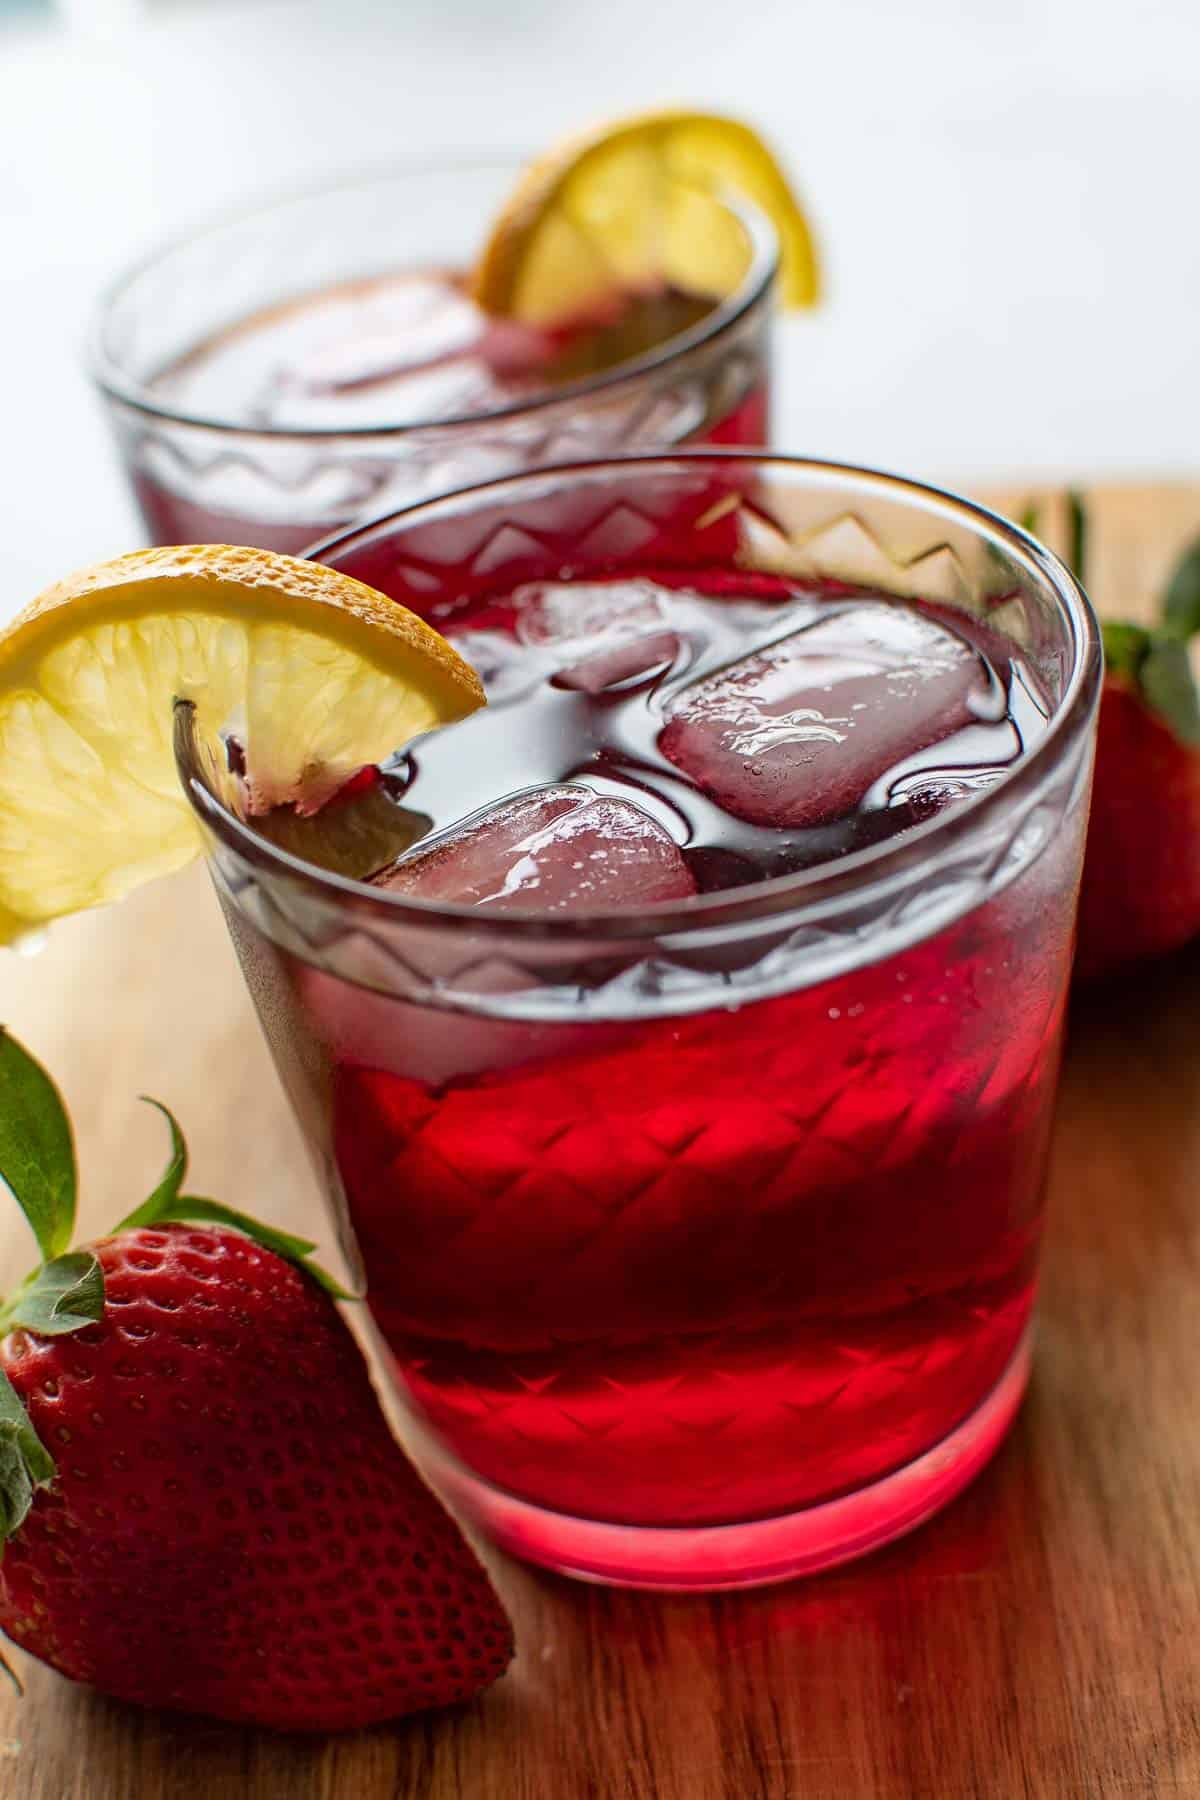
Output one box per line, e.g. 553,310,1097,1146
1067,490,1088,587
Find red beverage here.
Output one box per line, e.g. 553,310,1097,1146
330,588,1054,1522
186,457,1100,1586
92,164,774,554
133,274,767,550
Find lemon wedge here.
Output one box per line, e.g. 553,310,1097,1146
472,109,820,325
0,545,485,942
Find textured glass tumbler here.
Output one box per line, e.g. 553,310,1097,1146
179,455,1101,1589
90,161,775,555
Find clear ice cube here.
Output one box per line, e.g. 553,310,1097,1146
515,580,669,652
658,604,985,829
371,785,696,913
553,631,682,694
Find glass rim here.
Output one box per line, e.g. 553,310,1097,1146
87,152,780,442
180,452,1102,947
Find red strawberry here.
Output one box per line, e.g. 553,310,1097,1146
0,1034,513,1731
1067,499,1200,979
1077,666,1200,978
1019,494,1200,980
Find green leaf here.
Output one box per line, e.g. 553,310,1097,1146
1102,620,1152,680
1,1252,104,1337
120,1193,353,1301
1017,500,1040,536
0,1370,51,1487
0,1365,54,1548
112,1102,352,1299
116,1099,188,1229
1067,490,1088,584
0,1436,38,1547
1162,538,1200,640
0,1031,76,1264
1140,638,1200,747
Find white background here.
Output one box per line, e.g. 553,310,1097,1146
3,0,1199,612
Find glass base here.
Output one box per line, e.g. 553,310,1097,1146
410,1328,1032,1591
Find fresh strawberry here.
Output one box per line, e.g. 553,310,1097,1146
1077,644,1200,978
1062,497,1200,979
0,1032,513,1732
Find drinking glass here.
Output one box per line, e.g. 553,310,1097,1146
177,453,1100,1588
90,162,775,555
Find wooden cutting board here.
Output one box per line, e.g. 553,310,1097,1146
1,484,1198,1800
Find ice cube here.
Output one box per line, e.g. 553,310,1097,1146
552,631,681,694
659,604,986,829
371,785,696,913
515,580,669,652
290,297,481,392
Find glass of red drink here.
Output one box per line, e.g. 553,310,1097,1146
177,454,1100,1588
89,162,774,555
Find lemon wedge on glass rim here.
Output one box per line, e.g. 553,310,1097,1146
472,108,820,326
0,546,485,945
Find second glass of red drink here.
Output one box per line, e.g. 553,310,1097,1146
90,160,776,554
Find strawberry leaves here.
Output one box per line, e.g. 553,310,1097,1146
0,1031,76,1265
0,1031,104,1341
1099,620,1151,678
1099,621,1200,745
1032,492,1200,749
0,1369,53,1543
117,1101,351,1299
1163,539,1200,639
133,1096,187,1218
0,1032,99,1550
1140,639,1200,747
1,1254,104,1337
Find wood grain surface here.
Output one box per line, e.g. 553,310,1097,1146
1,484,1198,1799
